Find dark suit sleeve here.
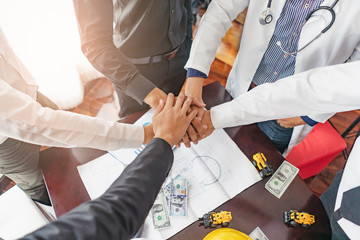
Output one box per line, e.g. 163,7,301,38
22,138,173,240
72,0,156,103
185,0,193,39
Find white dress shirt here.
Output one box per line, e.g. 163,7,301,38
210,61,360,128
0,28,144,150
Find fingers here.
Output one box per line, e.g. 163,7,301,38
182,97,193,115
191,117,207,138
187,109,198,122
154,99,165,116
196,107,205,120
277,119,291,128
165,93,175,109
175,92,185,109
186,125,199,145
183,133,191,148
192,98,206,108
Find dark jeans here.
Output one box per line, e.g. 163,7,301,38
115,37,191,118
257,120,293,154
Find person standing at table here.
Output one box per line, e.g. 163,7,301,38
188,63,360,239
184,0,360,154
0,27,162,205
22,61,360,239
22,92,197,240
72,0,204,118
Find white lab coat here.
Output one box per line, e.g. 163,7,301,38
212,58,360,239
0,28,144,150
186,0,360,154
209,61,360,126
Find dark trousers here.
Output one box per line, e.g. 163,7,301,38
257,120,293,154
115,37,191,118
248,85,293,154
0,91,56,205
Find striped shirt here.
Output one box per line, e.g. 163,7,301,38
186,0,324,126
252,0,324,86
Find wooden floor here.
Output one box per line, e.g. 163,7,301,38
1,13,359,200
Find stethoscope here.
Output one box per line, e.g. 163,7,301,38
259,0,339,56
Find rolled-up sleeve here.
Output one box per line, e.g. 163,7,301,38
72,0,156,103
0,79,144,150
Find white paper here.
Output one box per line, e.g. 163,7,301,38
77,153,126,199
0,186,49,240
109,109,154,162
142,129,261,239
78,109,262,239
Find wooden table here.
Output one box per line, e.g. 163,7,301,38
40,81,331,239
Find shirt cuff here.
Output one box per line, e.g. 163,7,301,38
125,72,157,104
186,68,208,79
301,116,318,127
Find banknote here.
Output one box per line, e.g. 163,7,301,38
169,175,188,216
265,160,299,199
151,189,171,229
163,182,172,209
249,227,269,240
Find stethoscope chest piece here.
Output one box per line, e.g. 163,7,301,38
259,8,273,25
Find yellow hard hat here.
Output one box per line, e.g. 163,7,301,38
203,228,252,240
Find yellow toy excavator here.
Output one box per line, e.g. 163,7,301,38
199,211,232,228
252,152,273,178
284,210,315,228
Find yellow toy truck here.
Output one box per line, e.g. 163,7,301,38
284,210,315,228
199,211,232,228
252,152,273,178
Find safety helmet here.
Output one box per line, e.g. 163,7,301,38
203,228,252,240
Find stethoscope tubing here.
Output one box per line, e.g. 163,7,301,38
266,0,339,56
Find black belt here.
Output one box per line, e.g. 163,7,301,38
128,46,180,65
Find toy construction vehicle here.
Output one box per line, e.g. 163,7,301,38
284,210,315,228
252,152,273,178
199,211,232,228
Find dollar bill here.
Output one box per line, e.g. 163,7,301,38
151,189,171,229
163,182,172,209
249,227,269,240
265,160,299,199
169,175,188,216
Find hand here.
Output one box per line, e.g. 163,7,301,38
152,92,197,146
197,110,215,138
143,124,154,145
180,109,214,148
182,105,206,147
277,117,306,128
181,77,206,147
144,87,167,109
184,77,205,109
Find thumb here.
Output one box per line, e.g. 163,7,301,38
192,98,206,108
154,99,165,116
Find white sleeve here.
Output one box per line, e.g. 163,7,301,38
305,42,360,123
210,61,360,129
0,79,144,150
185,0,249,75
